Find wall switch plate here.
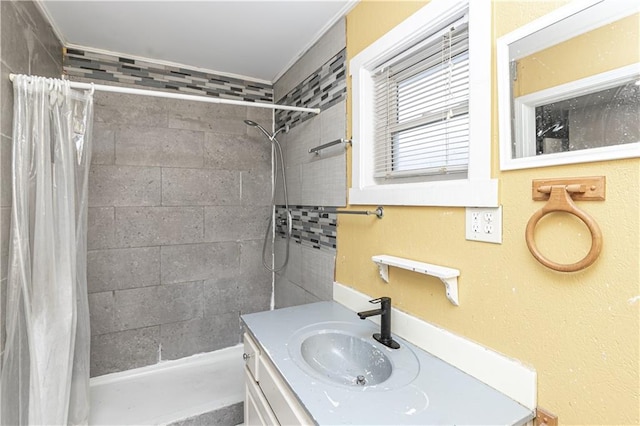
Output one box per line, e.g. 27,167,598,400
465,206,503,244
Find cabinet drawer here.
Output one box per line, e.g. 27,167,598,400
258,354,313,425
245,366,279,426
243,332,260,381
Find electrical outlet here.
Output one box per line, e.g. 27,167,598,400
465,206,503,244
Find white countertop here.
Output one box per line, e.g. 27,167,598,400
242,301,534,425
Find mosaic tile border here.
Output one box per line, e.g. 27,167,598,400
276,206,337,253
64,48,273,103
275,48,347,131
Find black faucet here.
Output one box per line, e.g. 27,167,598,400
357,297,400,349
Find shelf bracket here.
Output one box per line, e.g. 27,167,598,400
372,255,460,306
440,277,459,307
375,262,389,282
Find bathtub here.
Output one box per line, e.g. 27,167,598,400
89,344,244,425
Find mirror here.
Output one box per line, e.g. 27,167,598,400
497,0,640,170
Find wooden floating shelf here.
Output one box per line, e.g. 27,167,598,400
372,255,460,306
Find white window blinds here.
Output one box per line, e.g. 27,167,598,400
373,14,470,179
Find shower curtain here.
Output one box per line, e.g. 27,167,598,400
0,75,94,425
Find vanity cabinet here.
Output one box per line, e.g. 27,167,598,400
243,332,313,426
242,302,534,425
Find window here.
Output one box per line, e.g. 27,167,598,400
350,0,497,207
497,0,639,170
511,65,640,166
534,78,639,155
374,16,469,180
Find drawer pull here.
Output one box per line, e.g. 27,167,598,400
243,352,253,361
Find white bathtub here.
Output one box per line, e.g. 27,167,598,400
89,344,244,425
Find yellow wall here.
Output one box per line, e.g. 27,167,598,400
515,13,640,97
338,1,640,424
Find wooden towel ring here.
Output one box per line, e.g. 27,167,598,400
525,185,603,272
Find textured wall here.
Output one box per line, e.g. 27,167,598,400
339,1,639,424
272,20,347,309
86,91,273,376
514,13,639,98
0,0,63,353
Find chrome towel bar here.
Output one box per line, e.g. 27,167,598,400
317,206,383,219
309,138,352,155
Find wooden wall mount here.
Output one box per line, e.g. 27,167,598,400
532,176,605,201
535,407,558,426
526,176,605,272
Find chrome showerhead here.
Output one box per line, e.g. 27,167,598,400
244,119,272,140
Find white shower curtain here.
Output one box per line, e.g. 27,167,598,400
1,75,93,425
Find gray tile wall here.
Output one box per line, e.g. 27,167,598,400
276,207,337,252
0,0,63,354
65,48,273,103
274,239,335,308
0,0,341,376
272,19,346,309
274,49,346,131
274,19,346,131
275,100,347,207
86,91,273,376
274,19,345,103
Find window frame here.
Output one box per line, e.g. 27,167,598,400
349,0,497,207
511,64,639,168
496,0,640,171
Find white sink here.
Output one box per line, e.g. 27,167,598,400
300,331,392,387
287,321,419,391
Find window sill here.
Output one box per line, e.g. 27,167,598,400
349,178,498,207
501,142,640,171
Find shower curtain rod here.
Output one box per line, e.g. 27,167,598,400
8,73,321,114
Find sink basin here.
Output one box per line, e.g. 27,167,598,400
300,332,392,387
287,321,420,391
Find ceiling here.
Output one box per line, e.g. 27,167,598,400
38,1,356,83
